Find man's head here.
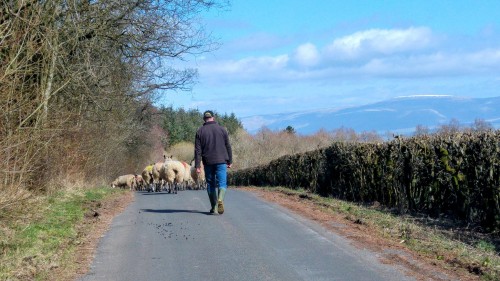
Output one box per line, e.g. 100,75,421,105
203,110,215,121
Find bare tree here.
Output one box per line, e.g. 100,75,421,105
471,118,493,132
414,124,430,136
358,130,383,143
0,0,226,205
436,118,461,135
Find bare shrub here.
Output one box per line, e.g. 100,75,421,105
230,127,382,170
436,118,461,135
470,118,493,132
414,124,430,136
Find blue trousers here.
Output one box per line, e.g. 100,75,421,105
204,163,227,193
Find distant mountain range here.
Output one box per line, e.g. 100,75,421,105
240,95,500,135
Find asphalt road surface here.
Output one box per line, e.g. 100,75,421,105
80,189,415,281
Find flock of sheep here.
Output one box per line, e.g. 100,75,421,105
110,155,207,193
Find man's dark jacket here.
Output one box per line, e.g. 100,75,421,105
194,121,232,168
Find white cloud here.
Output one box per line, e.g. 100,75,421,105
240,115,277,131
195,27,500,83
466,49,500,66
357,49,500,77
200,55,289,80
325,27,433,60
293,43,320,67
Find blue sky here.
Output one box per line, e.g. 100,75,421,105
159,0,500,130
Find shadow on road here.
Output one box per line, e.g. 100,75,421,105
138,192,176,195
140,208,212,215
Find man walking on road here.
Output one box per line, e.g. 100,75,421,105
195,110,233,215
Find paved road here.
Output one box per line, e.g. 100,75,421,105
80,189,414,281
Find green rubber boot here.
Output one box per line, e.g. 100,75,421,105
217,188,226,214
208,190,218,214
213,191,219,215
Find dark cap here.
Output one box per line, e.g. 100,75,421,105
203,110,214,119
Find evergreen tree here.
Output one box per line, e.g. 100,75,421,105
284,125,296,134
218,112,243,135
160,107,243,147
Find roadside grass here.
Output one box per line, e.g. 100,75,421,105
0,187,126,281
265,187,499,281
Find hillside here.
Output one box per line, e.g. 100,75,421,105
241,95,500,135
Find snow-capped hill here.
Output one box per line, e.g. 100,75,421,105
241,95,500,135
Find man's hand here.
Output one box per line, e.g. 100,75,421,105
227,163,232,169
196,168,201,174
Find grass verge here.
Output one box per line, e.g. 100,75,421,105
0,187,128,281
257,187,499,281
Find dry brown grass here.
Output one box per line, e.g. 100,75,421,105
0,183,32,212
230,127,382,170
167,141,195,163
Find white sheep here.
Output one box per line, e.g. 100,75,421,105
111,174,137,190
180,161,195,190
134,174,146,191
159,158,185,194
141,164,154,192
190,160,206,190
151,162,165,192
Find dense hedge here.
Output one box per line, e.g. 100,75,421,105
229,131,500,231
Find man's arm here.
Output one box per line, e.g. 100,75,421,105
224,128,233,167
194,131,202,169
